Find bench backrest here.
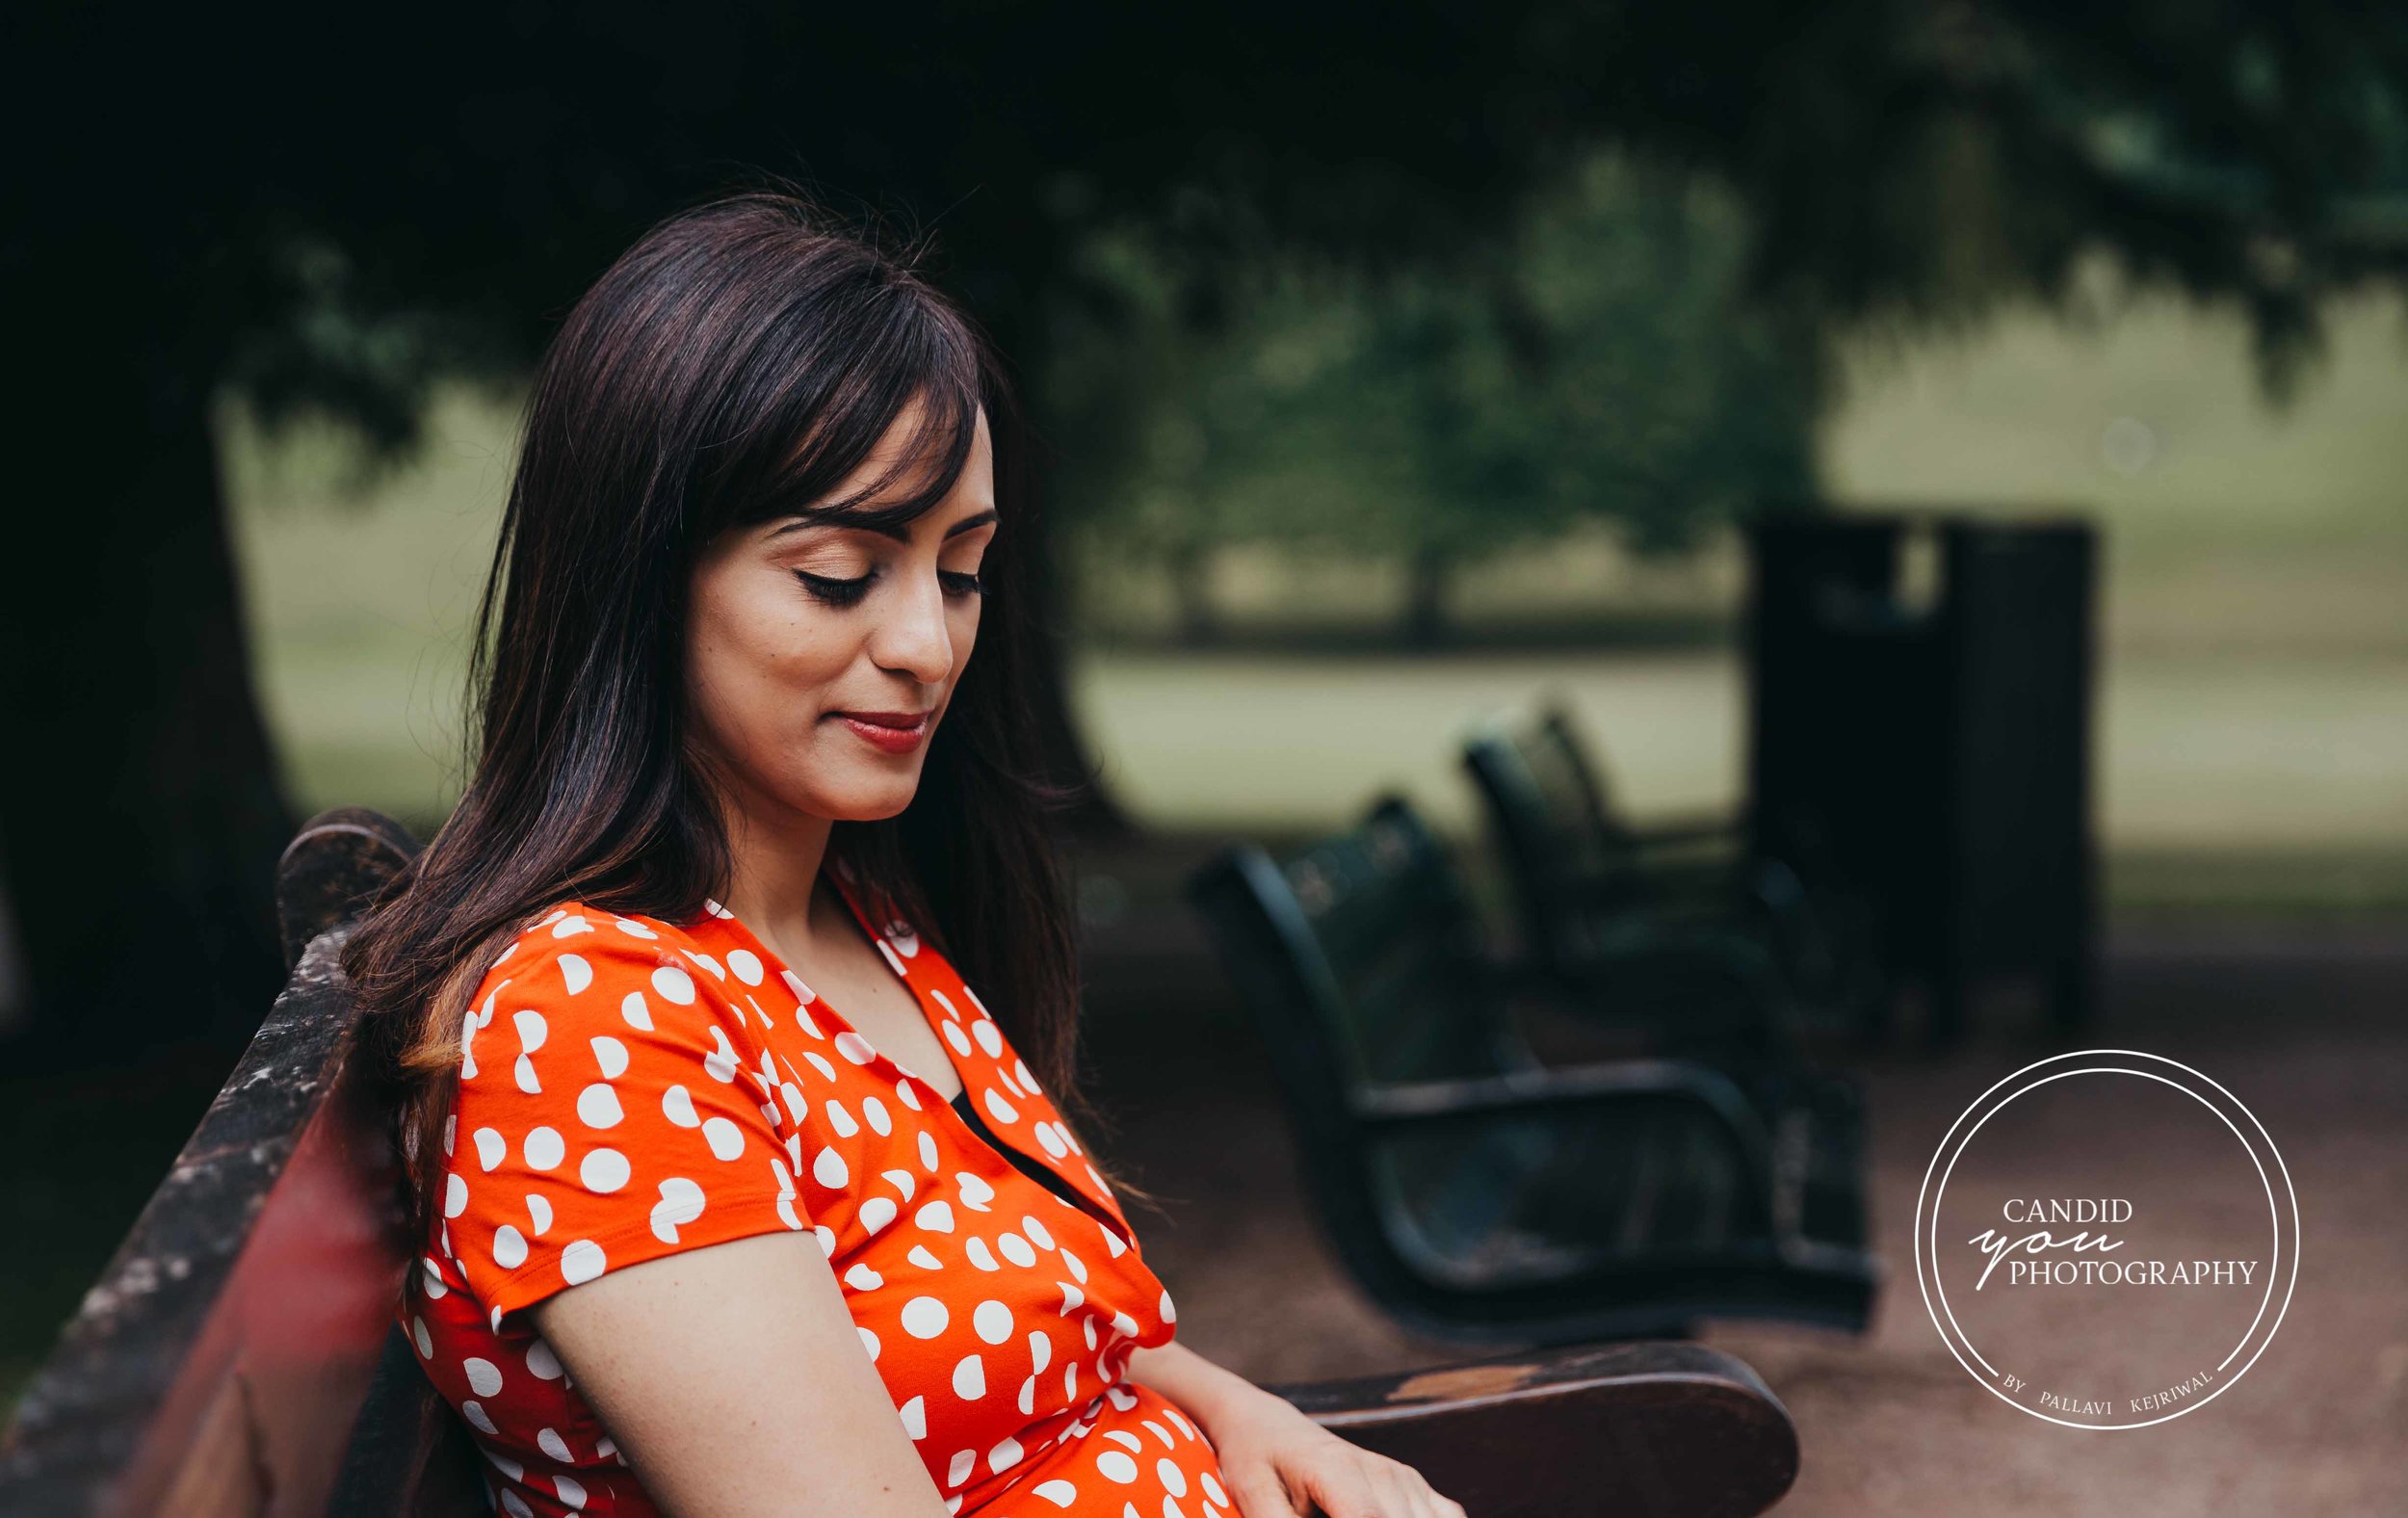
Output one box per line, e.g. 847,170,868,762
1461,702,1634,959
0,807,483,1518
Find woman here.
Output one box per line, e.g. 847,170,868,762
343,191,1465,1518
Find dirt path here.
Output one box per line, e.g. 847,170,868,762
1084,919,2408,1516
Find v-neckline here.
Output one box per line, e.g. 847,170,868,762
688,871,1137,1252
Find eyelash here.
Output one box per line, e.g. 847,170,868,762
794,569,985,608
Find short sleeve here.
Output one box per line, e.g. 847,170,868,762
439,905,811,1321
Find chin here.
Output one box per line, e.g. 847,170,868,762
818,772,925,824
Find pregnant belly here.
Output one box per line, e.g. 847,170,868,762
960,1379,1234,1517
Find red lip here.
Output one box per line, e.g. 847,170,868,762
829,709,933,754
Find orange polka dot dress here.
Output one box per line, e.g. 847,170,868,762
403,867,1235,1518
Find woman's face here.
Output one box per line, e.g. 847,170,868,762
685,399,996,829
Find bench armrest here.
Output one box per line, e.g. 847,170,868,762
1267,1339,1798,1518
1348,1059,1777,1206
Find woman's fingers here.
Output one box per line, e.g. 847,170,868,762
1225,1463,1309,1517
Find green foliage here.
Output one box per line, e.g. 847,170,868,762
1045,154,1819,603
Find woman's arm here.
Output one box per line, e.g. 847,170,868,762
1123,1341,1466,1518
532,1229,952,1518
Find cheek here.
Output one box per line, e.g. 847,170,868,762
689,587,860,756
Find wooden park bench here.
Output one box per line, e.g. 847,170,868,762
1186,794,1879,1350
0,806,1805,1518
1460,700,1886,1043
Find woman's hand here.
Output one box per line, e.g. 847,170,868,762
1195,1382,1468,1518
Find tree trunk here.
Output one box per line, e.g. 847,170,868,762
0,342,297,1067
1402,545,1452,649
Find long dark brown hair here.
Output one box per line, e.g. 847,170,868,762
344,189,1134,1243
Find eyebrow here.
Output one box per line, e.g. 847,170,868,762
768,508,998,545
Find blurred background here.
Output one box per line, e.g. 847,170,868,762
4,4,2404,1513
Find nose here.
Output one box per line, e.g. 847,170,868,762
865,569,955,687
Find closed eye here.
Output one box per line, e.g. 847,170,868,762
795,569,872,607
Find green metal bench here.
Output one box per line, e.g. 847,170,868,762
1187,794,1879,1348
1461,699,1887,1043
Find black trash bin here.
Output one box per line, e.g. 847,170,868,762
1742,511,2098,1044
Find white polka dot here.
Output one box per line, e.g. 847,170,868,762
1035,1122,1069,1159
411,1316,432,1357
965,1238,1000,1271
804,1052,838,1081
901,1395,927,1439
461,1400,498,1436
972,1019,1003,1057
492,1226,528,1269
727,948,764,984
814,1147,848,1188
1159,1289,1177,1322
1029,1331,1051,1372
526,1194,553,1236
882,1168,918,1202
550,913,592,939
834,1032,876,1064
942,1022,974,1057
824,1099,859,1138
982,1089,1019,1125
537,1426,573,1461
590,1035,629,1079
947,1449,977,1486
512,1055,541,1094
1096,1451,1138,1483
557,1474,588,1508
526,1341,563,1380
662,1086,700,1128
473,1128,505,1172
523,1127,565,1170
861,1095,892,1136
909,1243,945,1270
861,1195,897,1232
845,1263,883,1291
1157,1458,1187,1496
420,1256,448,1298
559,954,592,995
814,1225,836,1256
1060,1247,1087,1283
497,1487,530,1518
916,1199,956,1233
896,1079,923,1111
576,1084,624,1129
1033,1479,1079,1507
988,1436,1023,1474
614,916,657,939
998,1232,1037,1268
1021,1215,1054,1249
702,1116,746,1160
580,1148,631,1192
651,1177,706,1243
901,1296,950,1338
463,1356,504,1396
444,1173,469,1218
513,1009,548,1052
1201,1473,1228,1506
859,1325,881,1362
918,1132,940,1170
954,1353,986,1400
782,969,816,1004
620,991,653,1031
1014,1059,1040,1092
974,1300,1013,1344
652,966,695,1005
561,1239,607,1284
703,1026,740,1082
955,1173,995,1211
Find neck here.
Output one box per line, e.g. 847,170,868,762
710,769,838,955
